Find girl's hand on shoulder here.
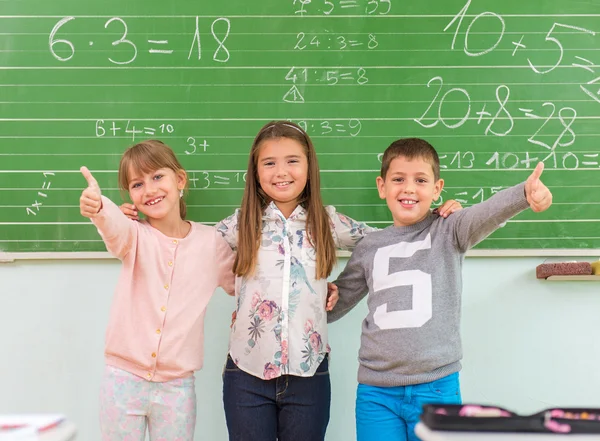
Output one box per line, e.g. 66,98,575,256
433,199,463,218
326,282,339,311
79,166,102,218
120,203,139,220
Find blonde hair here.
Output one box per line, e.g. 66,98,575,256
118,140,188,219
234,121,336,279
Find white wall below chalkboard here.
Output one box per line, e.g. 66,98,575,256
1,257,599,441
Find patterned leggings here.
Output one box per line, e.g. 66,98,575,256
99,365,196,441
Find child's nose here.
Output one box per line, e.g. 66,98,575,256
403,181,416,193
145,181,158,194
275,164,288,176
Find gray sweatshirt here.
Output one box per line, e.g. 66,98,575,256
328,183,530,387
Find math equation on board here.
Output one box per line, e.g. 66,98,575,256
49,16,232,64
39,0,600,173
408,0,600,172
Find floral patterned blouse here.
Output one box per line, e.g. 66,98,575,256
216,202,375,379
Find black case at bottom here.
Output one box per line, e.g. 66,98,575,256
421,404,600,435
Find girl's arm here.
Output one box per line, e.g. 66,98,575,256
434,199,464,218
215,209,240,251
215,230,236,296
91,197,137,259
79,167,136,259
329,199,463,251
327,206,378,251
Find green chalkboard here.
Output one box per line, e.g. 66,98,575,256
1,0,600,254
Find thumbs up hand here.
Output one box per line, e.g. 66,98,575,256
525,162,552,212
80,166,103,217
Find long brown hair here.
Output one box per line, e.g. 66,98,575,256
234,121,336,279
118,140,188,219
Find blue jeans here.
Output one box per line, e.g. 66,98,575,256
222,355,331,441
356,372,461,441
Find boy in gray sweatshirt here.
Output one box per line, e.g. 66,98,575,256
327,138,552,441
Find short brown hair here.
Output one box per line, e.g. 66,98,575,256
234,121,336,279
380,138,440,181
118,140,188,219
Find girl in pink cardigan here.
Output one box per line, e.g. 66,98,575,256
79,140,235,441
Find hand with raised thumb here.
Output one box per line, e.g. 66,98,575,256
525,162,552,213
80,166,103,218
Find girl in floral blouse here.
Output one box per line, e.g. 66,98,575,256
215,120,375,441
215,121,460,441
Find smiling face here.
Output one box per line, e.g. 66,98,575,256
376,155,444,227
256,137,309,218
127,166,187,222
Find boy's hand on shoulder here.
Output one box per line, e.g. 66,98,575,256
433,199,463,218
326,282,339,311
119,203,139,220
525,162,552,212
79,166,102,218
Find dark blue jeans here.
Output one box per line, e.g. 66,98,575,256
222,354,331,441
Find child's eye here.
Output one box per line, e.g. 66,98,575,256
288,159,299,164
131,182,142,189
417,178,428,184
392,178,403,183
153,174,163,180
264,161,275,167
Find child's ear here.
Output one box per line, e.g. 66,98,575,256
176,169,187,190
433,178,445,200
376,176,386,199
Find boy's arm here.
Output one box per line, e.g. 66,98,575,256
327,241,369,323
215,230,236,296
327,206,378,251
524,162,553,212
452,162,551,252
451,183,528,252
